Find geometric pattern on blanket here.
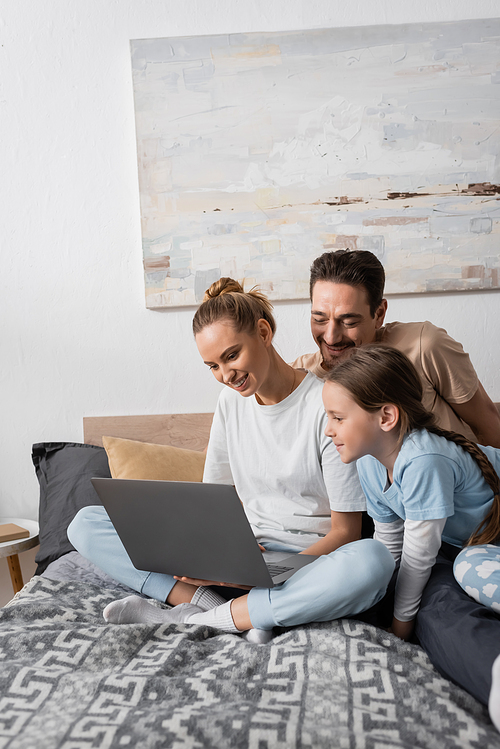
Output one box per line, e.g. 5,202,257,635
0,577,498,749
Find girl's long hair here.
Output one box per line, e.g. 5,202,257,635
325,344,500,546
192,277,276,337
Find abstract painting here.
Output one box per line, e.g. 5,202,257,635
131,19,500,308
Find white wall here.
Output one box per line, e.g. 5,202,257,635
1,0,499,596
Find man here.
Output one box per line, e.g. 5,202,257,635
293,249,500,447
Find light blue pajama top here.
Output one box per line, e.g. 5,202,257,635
357,429,500,547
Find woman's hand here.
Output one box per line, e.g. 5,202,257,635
173,575,253,590
300,511,362,556
389,617,414,641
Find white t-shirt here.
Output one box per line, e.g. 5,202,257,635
203,371,366,551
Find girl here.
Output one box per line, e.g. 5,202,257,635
69,279,394,640
322,343,500,716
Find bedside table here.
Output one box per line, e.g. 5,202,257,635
0,517,39,594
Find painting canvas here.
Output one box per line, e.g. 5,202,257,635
130,19,500,309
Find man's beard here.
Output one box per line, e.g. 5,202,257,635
320,340,355,370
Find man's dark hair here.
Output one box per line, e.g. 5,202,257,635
309,249,385,317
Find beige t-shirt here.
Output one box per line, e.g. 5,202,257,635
292,321,479,440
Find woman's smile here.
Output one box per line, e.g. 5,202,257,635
229,373,249,391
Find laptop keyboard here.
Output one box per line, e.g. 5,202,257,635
266,564,294,577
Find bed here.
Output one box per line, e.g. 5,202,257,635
1,413,499,749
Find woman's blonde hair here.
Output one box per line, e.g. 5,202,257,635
325,344,500,546
192,277,276,337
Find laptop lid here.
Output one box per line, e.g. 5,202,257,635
91,478,315,588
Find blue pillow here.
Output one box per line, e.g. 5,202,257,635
454,544,500,613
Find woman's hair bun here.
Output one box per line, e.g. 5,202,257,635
193,276,276,337
203,277,244,301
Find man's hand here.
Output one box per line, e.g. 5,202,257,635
389,617,414,641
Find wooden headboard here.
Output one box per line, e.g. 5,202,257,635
83,414,213,453
83,406,500,453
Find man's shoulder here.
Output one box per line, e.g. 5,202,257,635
379,320,459,356
290,351,321,368
290,351,326,380
380,320,442,343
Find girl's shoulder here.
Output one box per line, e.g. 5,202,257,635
397,429,470,475
356,454,387,485
477,443,500,475
402,428,457,456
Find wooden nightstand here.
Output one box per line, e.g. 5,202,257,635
0,517,39,594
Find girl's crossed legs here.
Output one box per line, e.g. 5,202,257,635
68,505,395,632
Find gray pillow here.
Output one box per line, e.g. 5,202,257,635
32,442,111,574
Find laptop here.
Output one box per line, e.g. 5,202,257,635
91,478,318,588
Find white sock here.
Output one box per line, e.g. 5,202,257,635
489,654,500,732
182,600,239,633
103,595,238,633
241,628,274,644
190,586,227,611
103,595,203,625
103,587,226,624
103,594,273,642
185,602,274,642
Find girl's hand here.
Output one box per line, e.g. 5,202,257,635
389,617,414,641
173,575,253,590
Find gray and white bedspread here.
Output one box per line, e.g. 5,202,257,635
1,575,499,749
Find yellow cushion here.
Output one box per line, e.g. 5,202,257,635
102,436,205,482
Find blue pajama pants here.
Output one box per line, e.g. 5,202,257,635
68,505,394,629
453,544,500,612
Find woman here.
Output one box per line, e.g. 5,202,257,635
68,279,393,639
